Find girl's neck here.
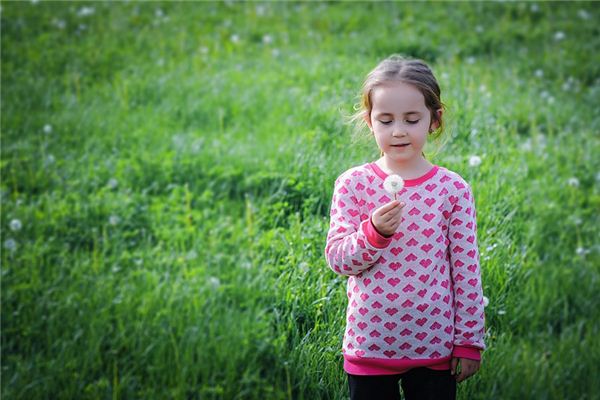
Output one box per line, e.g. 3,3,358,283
376,155,434,180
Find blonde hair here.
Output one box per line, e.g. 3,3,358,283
346,54,447,158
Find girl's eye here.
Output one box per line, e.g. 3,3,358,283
406,120,420,124
379,120,392,125
378,120,420,125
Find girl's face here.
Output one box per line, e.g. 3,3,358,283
365,81,441,165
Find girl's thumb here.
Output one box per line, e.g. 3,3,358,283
450,358,458,375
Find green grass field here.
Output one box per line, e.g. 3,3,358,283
2,1,599,399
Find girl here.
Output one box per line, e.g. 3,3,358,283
324,55,486,400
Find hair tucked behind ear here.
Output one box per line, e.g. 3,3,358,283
345,54,446,159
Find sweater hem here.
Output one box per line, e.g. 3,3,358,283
343,354,452,376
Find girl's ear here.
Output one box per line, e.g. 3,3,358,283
430,108,443,131
364,114,373,131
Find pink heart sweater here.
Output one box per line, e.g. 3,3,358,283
324,162,486,375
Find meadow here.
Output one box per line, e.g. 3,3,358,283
1,1,599,399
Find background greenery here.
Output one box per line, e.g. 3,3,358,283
2,1,599,399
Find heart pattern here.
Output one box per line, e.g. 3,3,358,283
326,163,485,363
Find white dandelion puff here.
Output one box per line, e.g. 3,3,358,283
578,9,590,20
43,124,52,134
107,178,118,189
576,247,587,256
230,34,240,44
483,296,489,307
466,56,476,65
199,46,209,54
77,6,95,17
271,48,280,57
475,25,484,33
469,155,482,167
109,215,121,226
383,174,404,199
498,310,506,315
262,34,273,45
530,3,539,12
567,177,580,188
208,276,221,289
10,219,22,231
534,69,544,78
554,31,566,41
155,8,164,18
186,250,198,261
4,239,17,252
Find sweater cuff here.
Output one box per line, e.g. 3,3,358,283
361,218,393,249
452,346,481,361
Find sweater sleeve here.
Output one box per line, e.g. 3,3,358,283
324,174,393,276
448,182,486,359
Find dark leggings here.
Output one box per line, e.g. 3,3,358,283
347,367,456,400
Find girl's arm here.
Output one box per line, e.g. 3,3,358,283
448,182,486,359
324,174,392,276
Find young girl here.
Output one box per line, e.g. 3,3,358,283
324,55,486,400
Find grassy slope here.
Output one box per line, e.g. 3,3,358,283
2,1,599,399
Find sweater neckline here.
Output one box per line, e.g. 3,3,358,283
368,162,440,187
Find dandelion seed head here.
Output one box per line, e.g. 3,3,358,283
554,31,566,41
383,174,404,195
483,296,489,307
10,219,22,232
4,239,17,252
262,34,273,45
208,276,221,289
107,178,118,189
43,124,53,134
77,6,95,17
567,177,580,188
469,155,482,167
109,215,121,226
578,9,590,20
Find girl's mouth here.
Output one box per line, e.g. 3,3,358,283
392,144,410,147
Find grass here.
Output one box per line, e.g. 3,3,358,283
1,1,599,399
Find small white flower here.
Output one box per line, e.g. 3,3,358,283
77,6,95,17
208,276,221,289
596,171,600,183
483,296,489,307
466,56,476,64
230,34,240,44
498,310,506,315
470,128,478,136
186,250,198,260
155,8,164,18
262,34,273,45
199,46,209,54
271,48,280,57
530,3,539,12
535,69,544,78
383,174,404,197
475,25,484,33
43,124,52,134
576,247,587,256
521,139,532,152
4,239,17,252
30,0,39,4
567,177,580,188
554,31,566,41
10,219,22,231
469,155,482,167
109,215,121,226
45,154,56,167
107,178,118,189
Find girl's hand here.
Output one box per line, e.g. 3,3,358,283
371,200,406,237
451,357,480,383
